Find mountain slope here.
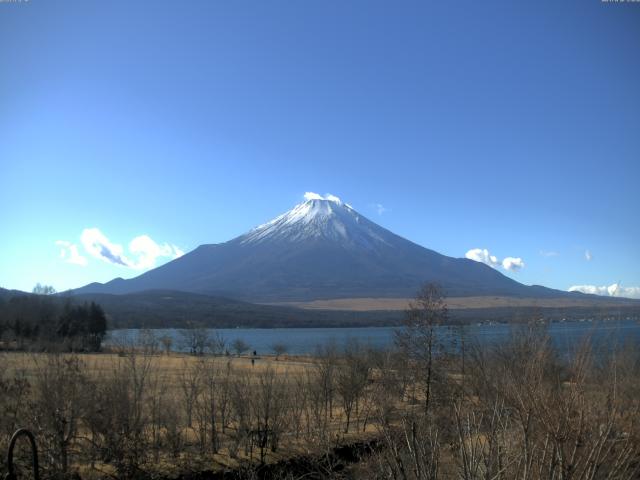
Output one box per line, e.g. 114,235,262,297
72,196,574,301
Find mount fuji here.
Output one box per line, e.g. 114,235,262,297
72,195,572,302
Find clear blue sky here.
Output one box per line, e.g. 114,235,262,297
1,0,639,296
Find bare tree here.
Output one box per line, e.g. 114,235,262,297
31,354,87,475
85,352,156,478
395,283,448,415
375,411,441,480
232,338,250,356
32,283,56,295
217,360,233,434
160,395,184,459
180,327,211,356
289,374,309,440
0,356,31,470
271,342,288,360
179,359,202,428
159,334,173,355
228,371,251,459
209,331,226,355
193,358,223,453
145,363,166,463
137,329,159,355
336,340,371,433
250,367,289,463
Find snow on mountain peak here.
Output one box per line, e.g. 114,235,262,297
239,193,390,248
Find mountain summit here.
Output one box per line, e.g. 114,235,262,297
240,195,394,250
72,194,569,301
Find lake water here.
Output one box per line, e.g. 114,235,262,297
107,319,640,355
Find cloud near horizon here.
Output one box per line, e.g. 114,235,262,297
129,234,185,269
465,248,499,268
502,256,525,272
569,283,640,299
56,241,88,266
465,248,525,272
58,228,183,270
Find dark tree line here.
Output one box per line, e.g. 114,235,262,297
0,292,107,351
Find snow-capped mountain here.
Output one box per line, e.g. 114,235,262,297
72,195,569,301
240,196,393,249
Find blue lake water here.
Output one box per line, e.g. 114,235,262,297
107,319,640,355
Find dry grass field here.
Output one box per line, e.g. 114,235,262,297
1,321,639,480
268,295,640,311
1,350,314,379
0,348,384,479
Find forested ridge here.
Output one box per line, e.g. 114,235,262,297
0,286,107,351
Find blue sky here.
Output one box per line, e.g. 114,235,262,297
1,0,639,297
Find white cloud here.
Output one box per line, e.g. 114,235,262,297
585,249,592,261
539,250,559,257
81,228,131,267
304,192,324,201
502,257,525,272
465,248,500,268
568,283,640,300
55,240,88,266
465,248,525,273
570,285,606,295
304,192,342,204
374,203,389,215
129,235,184,269
76,228,183,270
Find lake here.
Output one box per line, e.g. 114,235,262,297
106,319,640,355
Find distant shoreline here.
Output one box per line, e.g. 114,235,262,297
265,295,640,311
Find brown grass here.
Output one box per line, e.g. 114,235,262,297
0,350,381,479
265,295,639,311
